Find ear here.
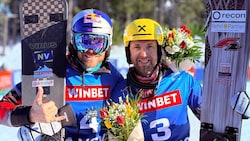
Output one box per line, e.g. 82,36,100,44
157,45,162,63
125,45,132,64
68,42,77,57
104,46,111,62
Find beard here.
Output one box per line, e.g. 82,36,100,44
134,63,156,77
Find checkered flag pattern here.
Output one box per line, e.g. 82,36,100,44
20,0,67,38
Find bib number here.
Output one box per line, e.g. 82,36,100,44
150,118,171,140
80,115,99,133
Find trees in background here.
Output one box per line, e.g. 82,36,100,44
72,0,206,44
3,0,206,45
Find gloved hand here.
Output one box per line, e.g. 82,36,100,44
18,103,76,141
58,103,76,127
231,91,250,119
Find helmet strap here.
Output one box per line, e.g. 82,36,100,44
86,62,102,73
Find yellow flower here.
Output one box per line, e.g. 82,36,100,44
189,35,193,41
104,120,112,129
168,38,173,46
126,106,132,117
172,28,176,34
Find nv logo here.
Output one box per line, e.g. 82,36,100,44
138,25,146,32
33,50,54,63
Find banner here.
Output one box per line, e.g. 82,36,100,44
0,70,12,96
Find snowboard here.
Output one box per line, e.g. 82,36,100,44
200,0,250,141
20,0,68,108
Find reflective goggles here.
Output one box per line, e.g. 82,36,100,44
74,33,109,54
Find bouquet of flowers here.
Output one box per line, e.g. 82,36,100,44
162,25,203,71
100,94,144,141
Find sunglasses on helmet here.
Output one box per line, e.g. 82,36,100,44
74,33,109,54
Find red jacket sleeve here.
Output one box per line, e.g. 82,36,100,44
0,83,21,120
0,83,33,126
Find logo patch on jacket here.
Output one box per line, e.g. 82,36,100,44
65,85,110,101
139,90,182,113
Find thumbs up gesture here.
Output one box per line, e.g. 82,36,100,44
29,86,65,123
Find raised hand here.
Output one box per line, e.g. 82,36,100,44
29,86,65,123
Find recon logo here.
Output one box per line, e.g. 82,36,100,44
29,42,57,50
212,11,246,20
212,10,246,21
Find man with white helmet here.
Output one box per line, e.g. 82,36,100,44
0,9,124,141
112,18,202,140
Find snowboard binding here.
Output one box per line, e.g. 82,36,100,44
200,122,238,141
231,91,250,119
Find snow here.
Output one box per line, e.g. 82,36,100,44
0,42,250,140
0,42,21,70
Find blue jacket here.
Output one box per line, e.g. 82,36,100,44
112,67,202,141
0,61,124,141
64,62,124,140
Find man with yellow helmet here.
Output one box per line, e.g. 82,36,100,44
112,18,202,140
123,18,163,66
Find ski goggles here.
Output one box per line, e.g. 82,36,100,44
74,33,109,54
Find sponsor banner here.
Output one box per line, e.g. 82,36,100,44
65,85,110,101
33,50,54,63
211,10,246,33
218,63,231,77
32,79,54,87
33,65,53,79
0,70,21,96
211,22,245,33
139,90,182,113
0,70,12,92
212,10,246,22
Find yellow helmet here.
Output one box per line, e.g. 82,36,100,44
123,18,163,47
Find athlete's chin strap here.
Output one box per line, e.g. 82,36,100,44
75,58,99,73
231,91,250,119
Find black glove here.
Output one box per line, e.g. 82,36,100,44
58,103,77,127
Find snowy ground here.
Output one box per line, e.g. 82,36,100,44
0,42,250,140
